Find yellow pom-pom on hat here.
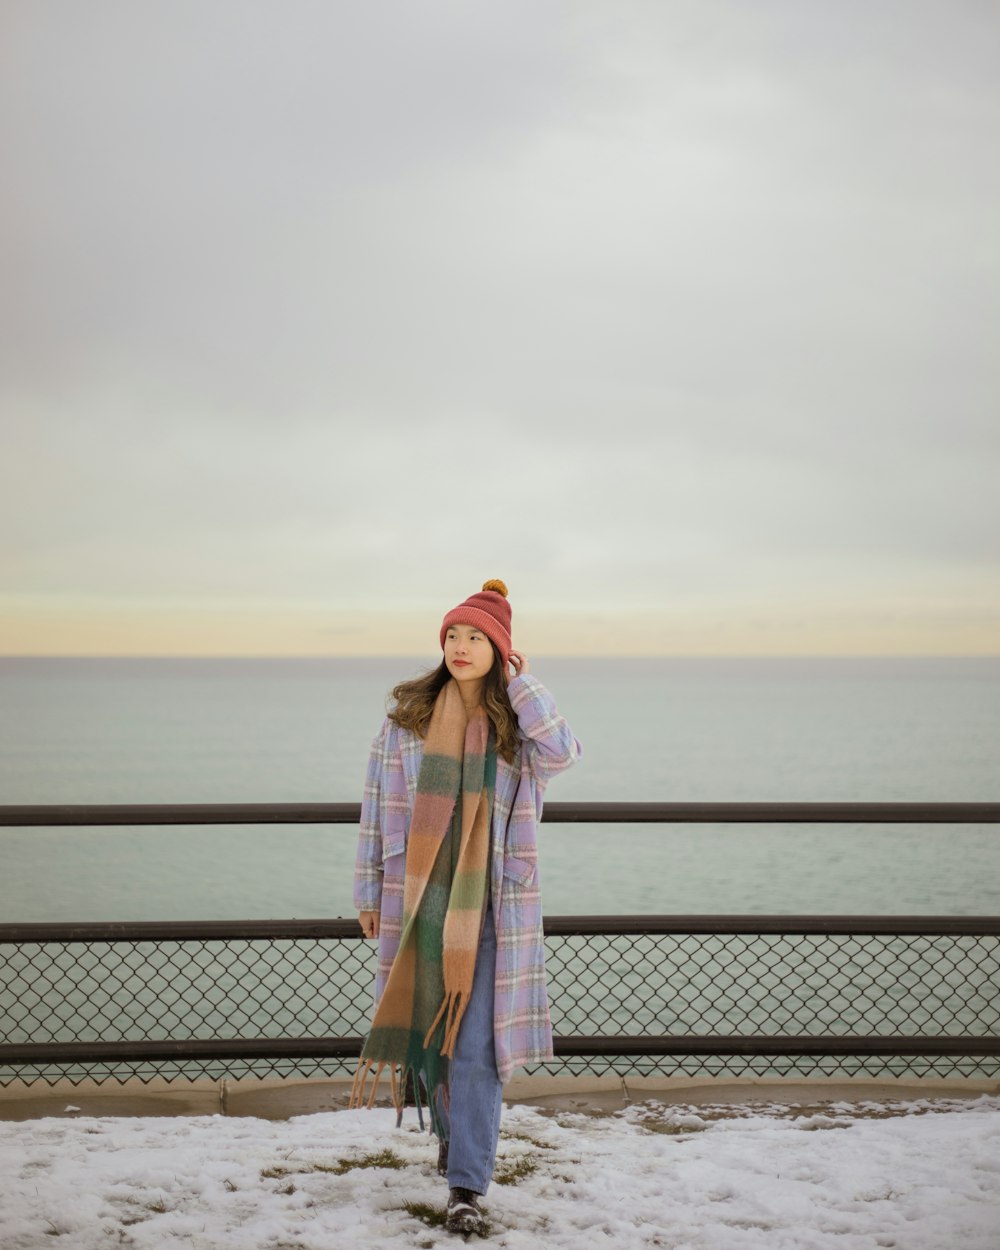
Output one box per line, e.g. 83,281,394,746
440,578,513,663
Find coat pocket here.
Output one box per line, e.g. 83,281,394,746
381,829,406,865
502,855,537,888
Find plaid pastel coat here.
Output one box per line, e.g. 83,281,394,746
353,672,582,1084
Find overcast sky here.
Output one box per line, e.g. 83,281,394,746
2,1,997,656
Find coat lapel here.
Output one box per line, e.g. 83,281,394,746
400,730,423,798
491,751,521,902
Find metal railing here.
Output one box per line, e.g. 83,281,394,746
2,802,998,1087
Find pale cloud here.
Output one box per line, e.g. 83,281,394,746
1,1,998,654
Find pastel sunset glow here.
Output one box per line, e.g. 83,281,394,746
3,3,997,657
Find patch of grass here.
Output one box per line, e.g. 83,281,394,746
499,1130,556,1150
261,1148,407,1181
96,1230,131,1247
631,1099,948,1126
639,1121,708,1136
493,1155,538,1186
336,1148,407,1173
810,1105,933,1124
222,1178,238,1192
403,1201,448,1228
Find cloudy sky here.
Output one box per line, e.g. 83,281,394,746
2,1,997,656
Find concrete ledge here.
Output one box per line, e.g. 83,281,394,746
0,1077,223,1122
0,1072,996,1123
503,1073,626,1114
621,1074,1000,1108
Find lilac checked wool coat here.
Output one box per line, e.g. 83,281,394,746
353,672,582,1084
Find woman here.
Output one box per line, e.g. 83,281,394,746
350,579,582,1236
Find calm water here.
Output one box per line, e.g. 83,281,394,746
2,656,999,923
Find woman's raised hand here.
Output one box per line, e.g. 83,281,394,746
507,650,530,682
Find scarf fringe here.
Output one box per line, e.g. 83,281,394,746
348,1057,439,1133
423,988,468,1059
349,1057,394,1111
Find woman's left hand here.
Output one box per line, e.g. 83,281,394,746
507,650,530,682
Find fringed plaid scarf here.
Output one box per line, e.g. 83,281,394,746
349,679,497,1135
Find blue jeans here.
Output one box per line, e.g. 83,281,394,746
435,899,504,1195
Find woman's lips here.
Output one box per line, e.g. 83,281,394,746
453,660,471,667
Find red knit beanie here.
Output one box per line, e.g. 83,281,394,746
440,579,513,666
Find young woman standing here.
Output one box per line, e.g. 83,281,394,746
350,579,582,1236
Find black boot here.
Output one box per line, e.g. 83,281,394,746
446,1187,487,1237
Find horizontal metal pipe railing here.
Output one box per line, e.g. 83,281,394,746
2,915,999,943
2,1036,998,1066
2,801,999,826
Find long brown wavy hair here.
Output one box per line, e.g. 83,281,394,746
387,640,521,765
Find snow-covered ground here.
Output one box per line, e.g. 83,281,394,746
2,1095,998,1249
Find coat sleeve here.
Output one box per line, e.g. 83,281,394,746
352,716,390,912
507,672,582,785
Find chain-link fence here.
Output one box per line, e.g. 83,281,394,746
2,917,997,1087
4,801,998,1088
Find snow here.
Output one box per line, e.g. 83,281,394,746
2,1095,999,1249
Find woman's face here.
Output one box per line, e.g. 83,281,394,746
443,622,495,683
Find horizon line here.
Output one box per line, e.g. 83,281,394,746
3,652,999,662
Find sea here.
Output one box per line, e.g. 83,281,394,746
2,655,998,923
